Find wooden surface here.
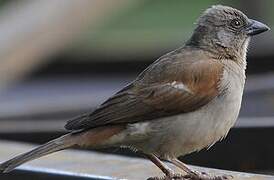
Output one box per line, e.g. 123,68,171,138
0,140,273,180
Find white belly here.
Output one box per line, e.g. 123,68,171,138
152,68,245,158
161,85,243,157
106,68,245,159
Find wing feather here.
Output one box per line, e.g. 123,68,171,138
65,48,224,131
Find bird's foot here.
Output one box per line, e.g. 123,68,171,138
147,171,232,180
147,173,185,180
183,171,233,180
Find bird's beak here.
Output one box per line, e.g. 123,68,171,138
246,19,270,36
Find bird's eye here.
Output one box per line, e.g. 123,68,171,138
231,19,243,28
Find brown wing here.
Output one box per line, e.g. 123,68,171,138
65,48,224,131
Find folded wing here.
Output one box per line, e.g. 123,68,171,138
65,48,224,131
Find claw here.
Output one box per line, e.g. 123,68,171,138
147,173,185,180
183,171,233,180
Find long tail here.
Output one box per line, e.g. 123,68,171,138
0,133,77,173
0,125,125,173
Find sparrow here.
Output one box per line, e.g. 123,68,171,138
0,5,269,180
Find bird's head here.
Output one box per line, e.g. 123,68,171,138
187,5,270,59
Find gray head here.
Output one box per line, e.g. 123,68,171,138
187,5,269,58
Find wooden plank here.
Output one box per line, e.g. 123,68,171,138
0,140,273,180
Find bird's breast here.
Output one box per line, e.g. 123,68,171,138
168,67,245,156
140,68,245,158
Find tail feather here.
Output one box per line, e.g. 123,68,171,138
0,133,76,173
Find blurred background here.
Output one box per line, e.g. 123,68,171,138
0,0,273,177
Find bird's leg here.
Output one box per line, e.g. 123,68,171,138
145,153,174,178
169,158,198,177
144,153,184,180
169,158,232,180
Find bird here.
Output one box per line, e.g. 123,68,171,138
0,5,270,180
